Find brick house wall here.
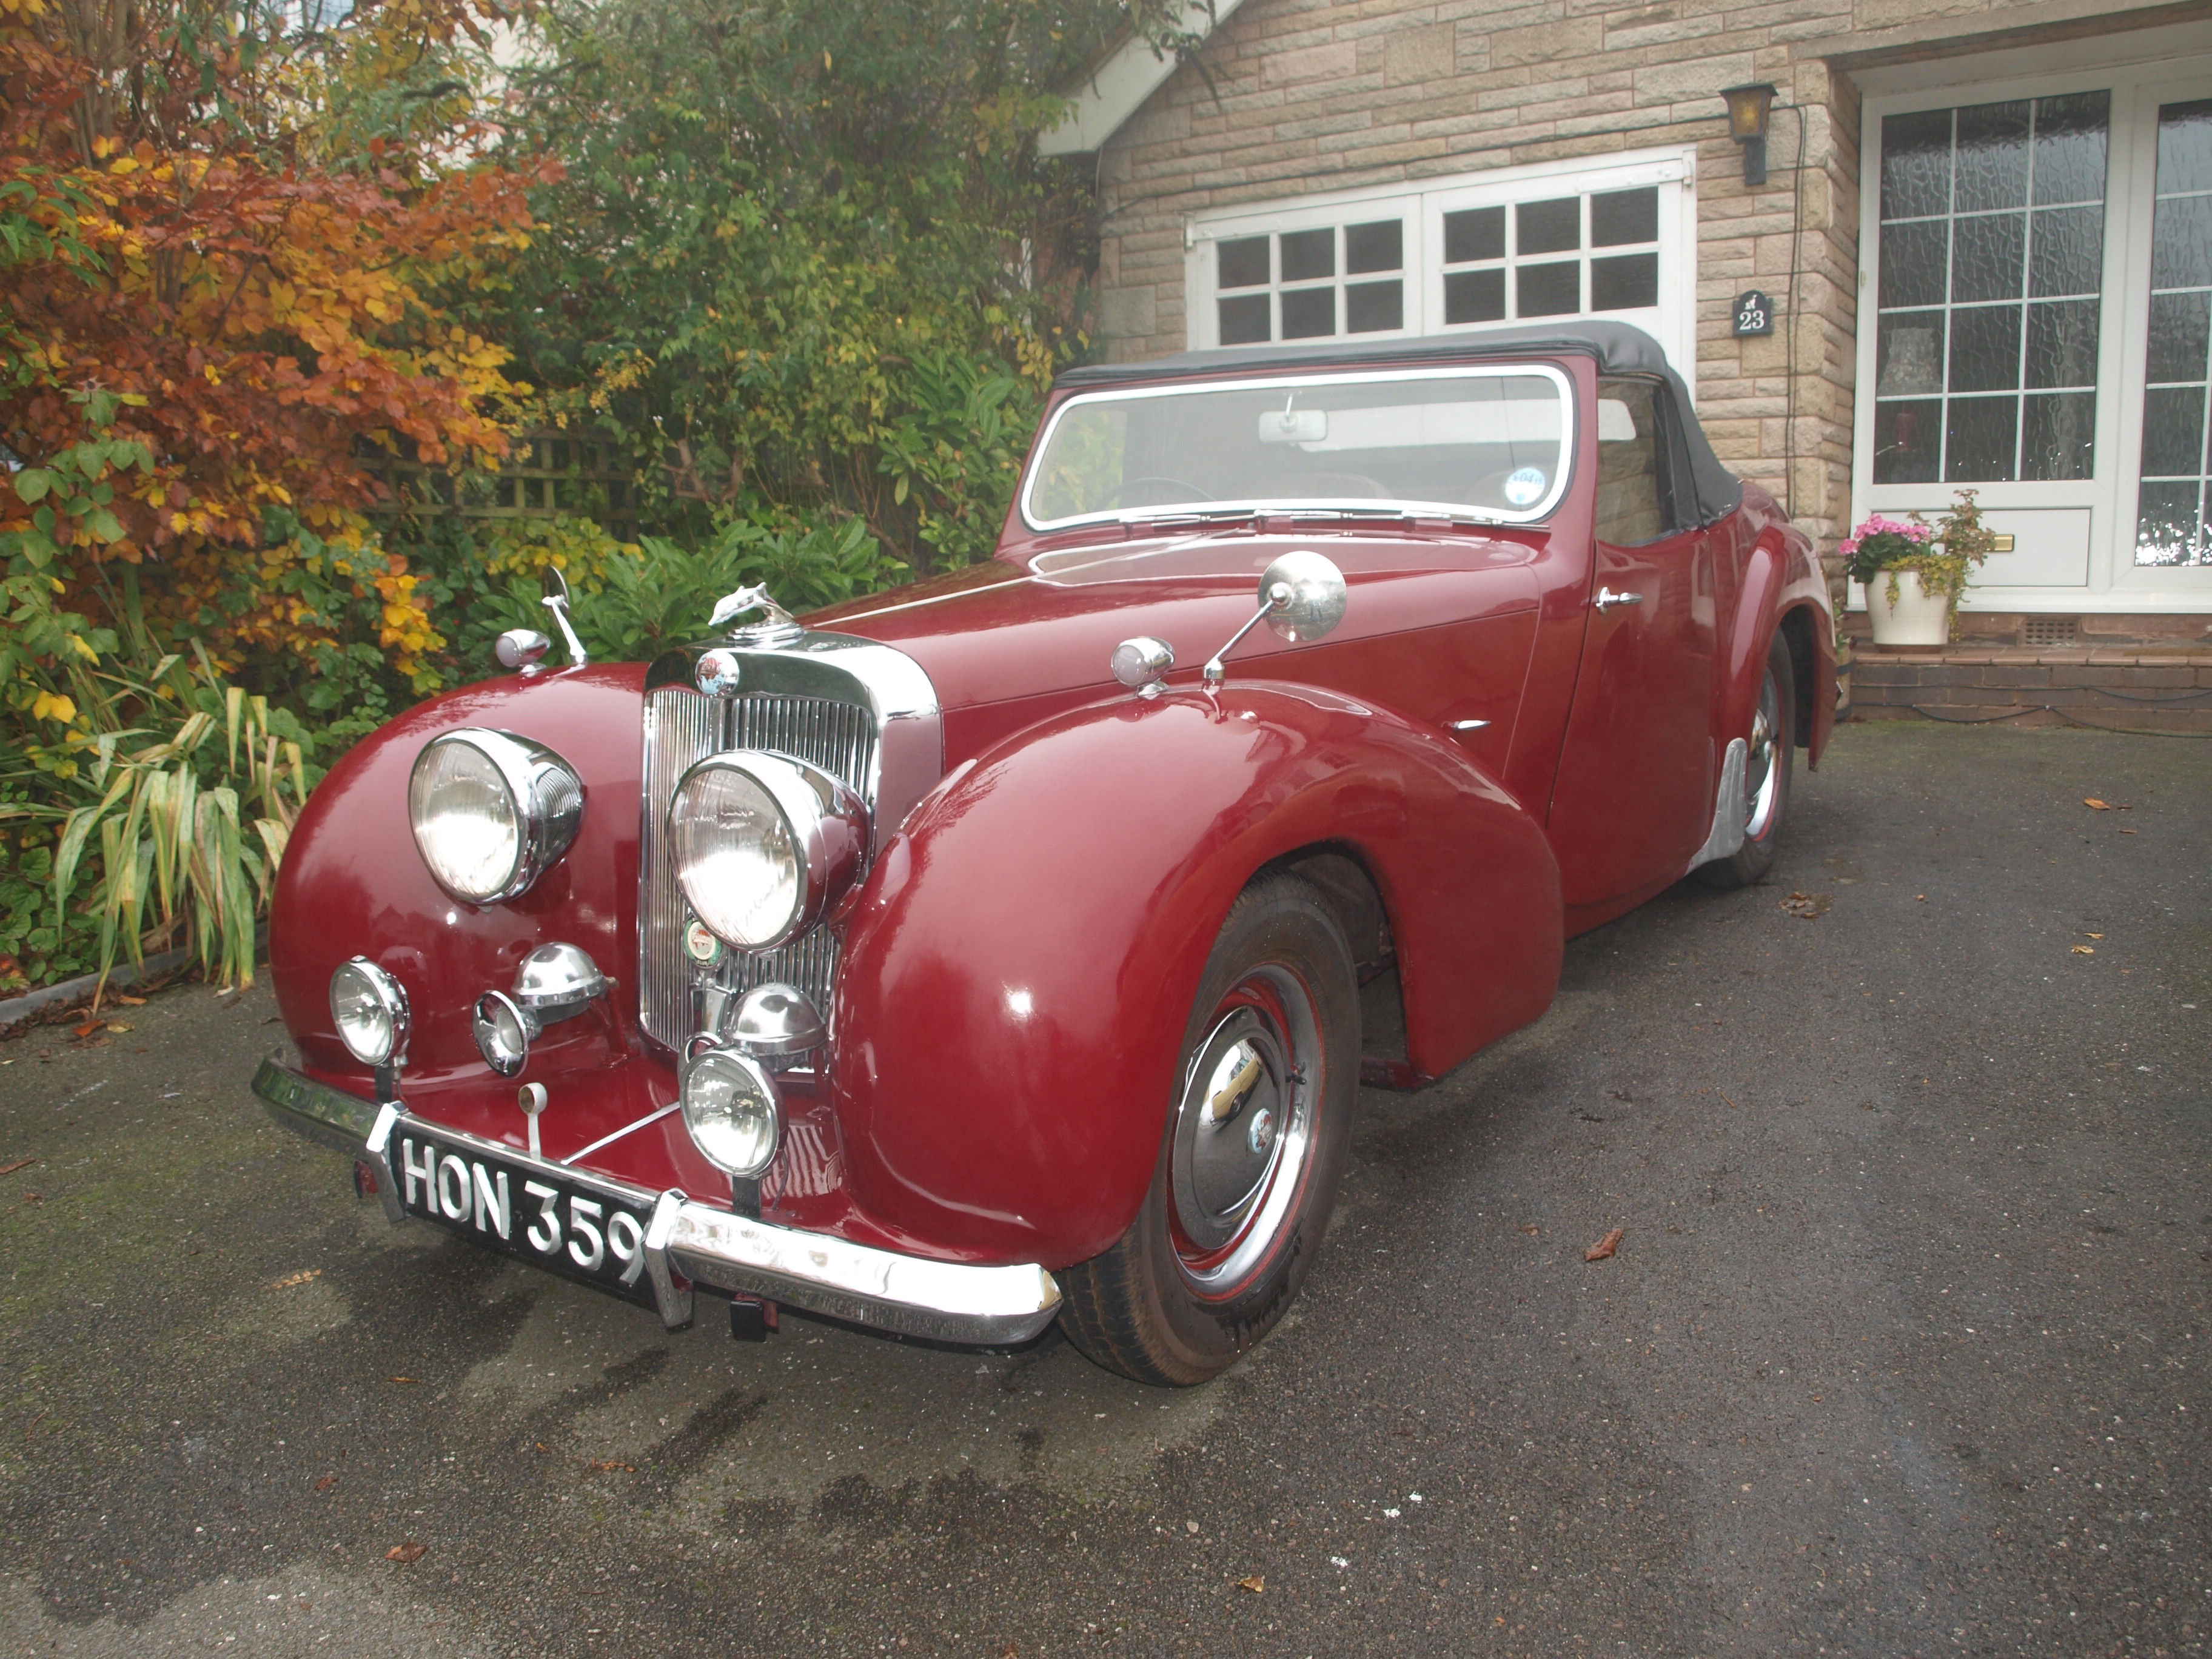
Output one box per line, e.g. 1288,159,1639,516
1079,0,2206,623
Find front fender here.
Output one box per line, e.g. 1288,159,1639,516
1723,521,1835,768
830,683,1563,1267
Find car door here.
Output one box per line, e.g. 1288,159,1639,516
1544,376,1720,910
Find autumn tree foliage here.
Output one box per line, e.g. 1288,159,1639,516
0,0,547,700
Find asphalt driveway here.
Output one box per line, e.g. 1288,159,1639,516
2,720,2206,1659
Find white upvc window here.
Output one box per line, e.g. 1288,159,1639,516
1184,150,1699,384
1855,45,2212,610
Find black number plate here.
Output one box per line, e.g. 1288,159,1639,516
389,1123,659,1305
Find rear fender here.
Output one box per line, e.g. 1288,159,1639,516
831,683,1563,1266
1722,528,1835,769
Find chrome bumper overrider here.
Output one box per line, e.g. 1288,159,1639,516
251,1059,1062,1346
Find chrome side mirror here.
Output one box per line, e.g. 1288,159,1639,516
1203,551,1349,686
540,566,588,667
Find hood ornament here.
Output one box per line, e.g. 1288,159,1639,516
709,583,804,644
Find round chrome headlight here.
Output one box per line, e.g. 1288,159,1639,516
682,1048,782,1178
408,728,584,905
668,753,868,950
330,957,409,1067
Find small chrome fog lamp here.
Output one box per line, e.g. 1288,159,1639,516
474,990,535,1079
330,958,409,1068
729,982,826,1056
1110,635,1175,698
473,943,609,1078
682,1047,782,1178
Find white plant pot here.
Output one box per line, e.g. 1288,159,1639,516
1865,570,1952,647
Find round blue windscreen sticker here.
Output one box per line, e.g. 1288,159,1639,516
1503,466,1547,507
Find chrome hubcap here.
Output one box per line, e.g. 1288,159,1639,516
1744,669,1783,840
1168,965,1320,1297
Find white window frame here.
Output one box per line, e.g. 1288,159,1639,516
1183,149,1700,390
1854,47,2212,612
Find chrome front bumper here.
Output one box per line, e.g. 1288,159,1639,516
252,1059,1062,1346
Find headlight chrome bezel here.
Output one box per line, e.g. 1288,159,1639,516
668,752,868,951
329,957,411,1068
408,728,585,906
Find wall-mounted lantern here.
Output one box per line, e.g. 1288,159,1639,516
1720,84,1777,187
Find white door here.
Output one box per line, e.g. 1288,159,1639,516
1855,55,2212,614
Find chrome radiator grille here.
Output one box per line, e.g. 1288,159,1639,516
637,686,879,1050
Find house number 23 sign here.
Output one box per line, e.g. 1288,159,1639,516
1733,290,1775,337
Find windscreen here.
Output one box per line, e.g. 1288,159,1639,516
1022,367,1570,528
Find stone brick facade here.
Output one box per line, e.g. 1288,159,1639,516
1086,0,2191,581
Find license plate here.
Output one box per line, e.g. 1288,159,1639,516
389,1123,659,1305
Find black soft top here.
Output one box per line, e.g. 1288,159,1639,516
1053,320,1743,526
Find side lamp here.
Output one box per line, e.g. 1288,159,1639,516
1720,83,1776,187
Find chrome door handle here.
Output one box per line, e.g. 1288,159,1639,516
1594,587,1644,612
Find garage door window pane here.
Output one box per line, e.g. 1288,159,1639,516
1517,198,1580,255
1219,238,1270,290
1346,280,1403,333
1219,293,1270,346
1591,253,1658,312
1518,261,1580,317
1281,286,1335,339
1345,220,1401,275
1444,267,1506,324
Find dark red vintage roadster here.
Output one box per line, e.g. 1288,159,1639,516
253,322,1834,1384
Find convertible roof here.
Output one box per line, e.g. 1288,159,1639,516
1053,320,1745,526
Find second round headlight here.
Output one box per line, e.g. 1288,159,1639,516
668,754,867,951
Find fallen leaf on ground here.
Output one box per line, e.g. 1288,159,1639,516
2084,797,2111,810
535,1441,551,1453
112,994,146,1007
999,1645,1019,1659
1519,1223,1541,1235
1780,891,1832,919
2071,945,2096,955
586,1459,635,1473
0,1158,35,1178
1915,894,1927,902
22,1191,41,1204
1236,1574,1265,1593
71,1020,102,1039
314,1475,338,1492
1585,1228,1626,1262
2119,828,2137,835
105,1022,131,1034
387,1376,418,1385
386,1541,426,1564
269,1269,322,1290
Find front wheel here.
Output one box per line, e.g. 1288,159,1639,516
1700,629,1795,889
1058,871,1359,1386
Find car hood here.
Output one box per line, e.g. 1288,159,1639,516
802,524,1545,723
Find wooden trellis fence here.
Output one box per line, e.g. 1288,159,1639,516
363,432,638,540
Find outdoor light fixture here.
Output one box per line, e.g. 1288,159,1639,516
1720,84,1776,186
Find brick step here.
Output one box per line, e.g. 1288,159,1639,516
1845,647,2212,732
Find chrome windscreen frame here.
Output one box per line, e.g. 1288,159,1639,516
1017,363,1578,534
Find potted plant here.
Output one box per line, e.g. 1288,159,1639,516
1843,491,1997,646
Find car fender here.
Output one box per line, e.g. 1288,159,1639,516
830,682,1564,1267
1721,522,1834,768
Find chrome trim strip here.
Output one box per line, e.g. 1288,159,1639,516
558,1101,683,1167
250,1062,1060,1346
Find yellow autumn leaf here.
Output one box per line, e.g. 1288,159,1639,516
32,692,78,723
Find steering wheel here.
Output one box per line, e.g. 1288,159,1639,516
1106,476,1214,509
